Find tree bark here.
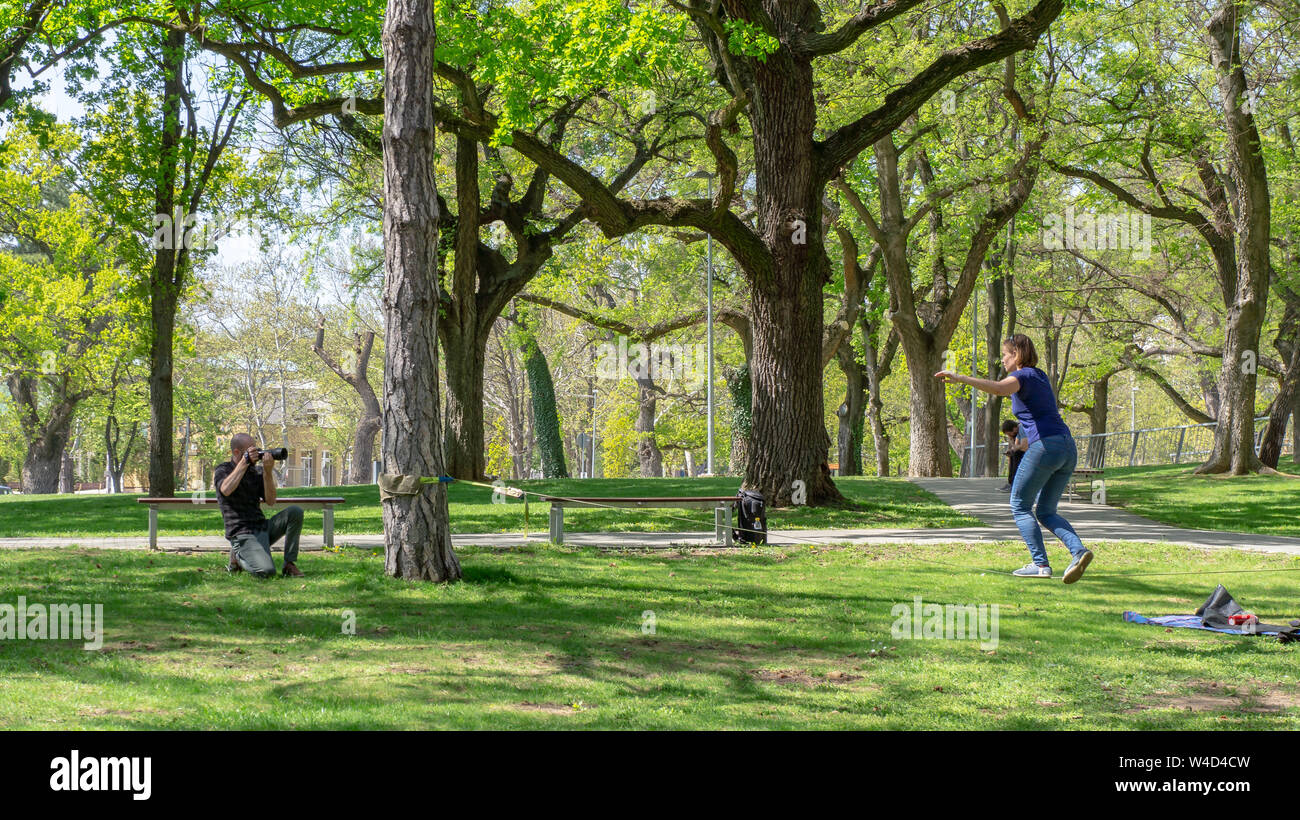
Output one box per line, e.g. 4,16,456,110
634,373,664,477
59,441,75,493
442,324,488,480
1197,3,1273,475
1259,296,1300,468
863,316,897,476
742,43,842,506
22,436,64,495
835,341,866,476
442,134,487,480
7,374,83,494
313,321,382,484
982,239,1010,476
146,27,185,498
379,0,459,581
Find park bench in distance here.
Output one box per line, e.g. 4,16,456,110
1070,468,1105,502
136,496,346,550
539,495,741,546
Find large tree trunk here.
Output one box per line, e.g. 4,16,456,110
743,49,842,507
1259,294,1299,469
1087,376,1111,467
982,250,1009,476
902,341,954,476
8,374,80,494
862,316,897,477
748,278,841,505
634,374,664,477
834,341,865,476
146,28,185,498
1197,4,1273,475
442,133,487,481
442,323,488,480
312,323,381,485
22,440,63,495
1292,392,1300,466
379,0,459,582
351,412,381,484
59,444,74,493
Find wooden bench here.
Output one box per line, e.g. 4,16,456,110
1070,468,1104,502
136,497,347,550
540,496,740,546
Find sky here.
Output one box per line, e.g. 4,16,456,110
10,47,291,270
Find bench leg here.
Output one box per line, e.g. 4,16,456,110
323,506,334,550
716,505,733,547
549,505,564,545
148,505,158,551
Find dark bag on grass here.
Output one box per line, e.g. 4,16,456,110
1196,584,1300,642
733,489,767,545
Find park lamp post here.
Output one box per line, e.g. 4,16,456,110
689,169,715,476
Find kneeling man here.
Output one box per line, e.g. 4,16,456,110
214,433,304,578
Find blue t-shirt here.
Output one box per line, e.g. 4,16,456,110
1009,367,1071,445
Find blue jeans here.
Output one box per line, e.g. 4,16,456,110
230,506,303,578
1009,435,1086,567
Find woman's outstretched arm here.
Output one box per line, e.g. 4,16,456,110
934,370,1021,397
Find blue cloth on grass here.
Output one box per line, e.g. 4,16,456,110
1122,610,1281,636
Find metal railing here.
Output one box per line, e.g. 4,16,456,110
956,415,1293,475
1074,415,1293,469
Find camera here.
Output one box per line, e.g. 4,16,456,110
245,447,289,464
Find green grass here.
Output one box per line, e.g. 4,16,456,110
2,541,1299,729
1100,456,1300,537
0,476,978,539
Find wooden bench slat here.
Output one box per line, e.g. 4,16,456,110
542,496,739,547
538,496,736,503
137,497,346,504
138,497,343,550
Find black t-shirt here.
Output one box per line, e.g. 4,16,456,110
212,460,268,538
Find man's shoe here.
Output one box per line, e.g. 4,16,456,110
1012,563,1052,578
998,483,1012,492
282,562,305,578
1062,549,1094,585
226,553,242,573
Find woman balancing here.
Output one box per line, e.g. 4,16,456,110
935,334,1095,583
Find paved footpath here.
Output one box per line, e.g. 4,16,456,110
908,477,1300,556
1,477,1296,555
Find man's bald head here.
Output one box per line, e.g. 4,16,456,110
231,433,256,456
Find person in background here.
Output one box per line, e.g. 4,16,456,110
999,419,1029,492
935,334,1094,583
213,433,305,578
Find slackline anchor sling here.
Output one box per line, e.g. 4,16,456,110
378,474,529,537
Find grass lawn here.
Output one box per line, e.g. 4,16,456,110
1101,456,1300,537
2,540,1299,729
0,476,978,539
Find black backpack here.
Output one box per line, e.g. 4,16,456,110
733,489,767,545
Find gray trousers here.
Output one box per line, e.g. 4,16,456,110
230,506,303,578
